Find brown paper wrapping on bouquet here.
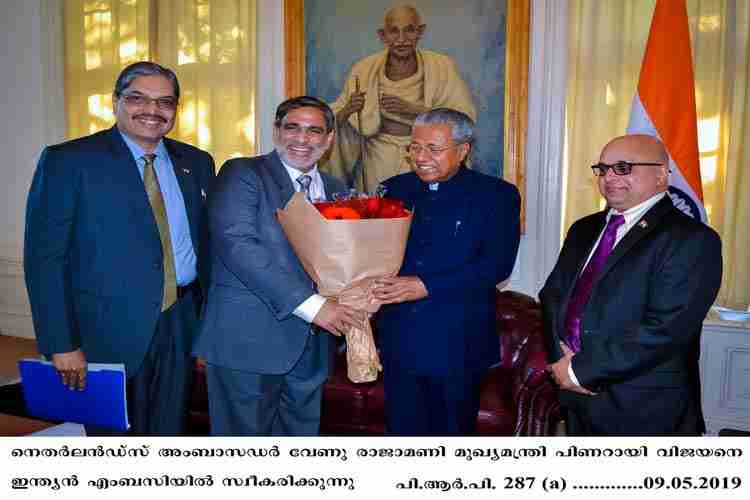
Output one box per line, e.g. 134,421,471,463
277,192,412,383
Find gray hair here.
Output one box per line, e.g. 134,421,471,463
414,108,475,145
113,61,180,101
275,95,335,133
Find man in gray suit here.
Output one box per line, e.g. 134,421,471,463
193,96,364,435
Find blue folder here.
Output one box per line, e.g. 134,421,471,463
18,359,129,432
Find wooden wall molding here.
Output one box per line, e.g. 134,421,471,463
284,0,305,99
504,0,530,229
700,323,750,434
0,256,34,339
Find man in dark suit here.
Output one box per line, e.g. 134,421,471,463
541,134,722,436
24,61,215,435
373,108,521,435
193,96,365,436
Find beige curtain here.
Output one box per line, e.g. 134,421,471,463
565,0,750,309
64,0,257,167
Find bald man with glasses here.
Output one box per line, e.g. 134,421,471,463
541,134,722,436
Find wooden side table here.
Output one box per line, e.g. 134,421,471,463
0,413,54,436
0,335,39,386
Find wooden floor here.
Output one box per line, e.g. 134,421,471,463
0,335,38,386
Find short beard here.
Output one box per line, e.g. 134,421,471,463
275,141,327,172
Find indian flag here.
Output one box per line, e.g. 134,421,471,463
626,0,707,222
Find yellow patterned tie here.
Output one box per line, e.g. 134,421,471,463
142,154,177,311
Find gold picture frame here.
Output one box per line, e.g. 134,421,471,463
284,0,529,228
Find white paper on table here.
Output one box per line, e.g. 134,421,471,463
0,374,21,387
30,422,87,436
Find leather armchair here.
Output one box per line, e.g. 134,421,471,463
188,290,562,436
320,290,561,436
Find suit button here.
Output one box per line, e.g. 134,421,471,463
416,260,423,266
153,260,161,269
154,301,160,308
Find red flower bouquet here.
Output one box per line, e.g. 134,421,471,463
313,197,410,220
277,193,412,383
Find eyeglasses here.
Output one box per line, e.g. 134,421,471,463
591,161,663,176
279,123,328,137
120,93,178,110
406,142,466,157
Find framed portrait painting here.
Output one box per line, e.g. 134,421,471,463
285,0,529,225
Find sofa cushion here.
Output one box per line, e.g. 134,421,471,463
476,367,516,435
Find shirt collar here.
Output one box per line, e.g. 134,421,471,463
607,191,666,226
422,165,468,193
118,128,167,162
279,157,319,181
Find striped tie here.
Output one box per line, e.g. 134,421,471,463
296,174,313,201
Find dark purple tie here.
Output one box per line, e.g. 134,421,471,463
563,214,625,352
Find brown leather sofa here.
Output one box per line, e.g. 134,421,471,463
188,290,561,436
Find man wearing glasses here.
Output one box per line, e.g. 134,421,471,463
373,108,520,435
541,134,722,435
193,96,363,436
24,61,215,435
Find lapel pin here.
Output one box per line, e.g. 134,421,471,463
638,220,648,229
182,168,191,175
201,189,206,200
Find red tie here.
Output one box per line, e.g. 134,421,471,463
562,214,625,352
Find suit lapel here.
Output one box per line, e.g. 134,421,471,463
321,172,341,199
267,150,297,204
597,196,674,279
571,212,608,284
164,138,201,248
104,127,161,242
556,212,607,322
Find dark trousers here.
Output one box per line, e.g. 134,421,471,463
563,403,703,437
205,334,329,436
383,369,485,436
86,290,197,436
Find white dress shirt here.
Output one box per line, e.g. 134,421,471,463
281,161,327,323
282,162,327,202
568,191,666,386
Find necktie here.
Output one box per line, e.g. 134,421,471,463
297,174,313,201
295,173,318,322
142,154,177,311
562,214,625,352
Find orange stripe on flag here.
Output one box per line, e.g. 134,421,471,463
637,0,703,200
